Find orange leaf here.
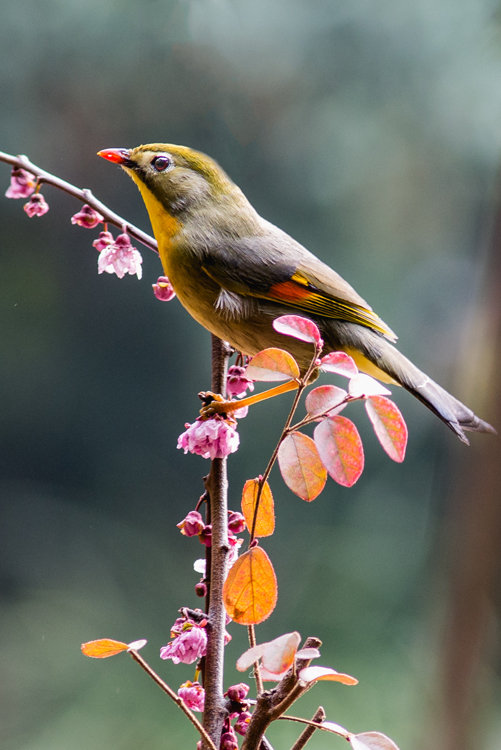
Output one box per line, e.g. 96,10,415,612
314,416,364,487
223,547,277,625
241,478,275,537
245,348,300,381
277,432,327,501
365,396,407,462
81,638,129,658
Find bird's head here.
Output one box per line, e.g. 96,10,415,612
98,143,245,218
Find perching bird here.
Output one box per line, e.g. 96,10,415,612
98,144,494,444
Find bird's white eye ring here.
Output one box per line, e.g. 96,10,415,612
151,154,172,172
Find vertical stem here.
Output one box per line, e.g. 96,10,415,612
202,336,231,749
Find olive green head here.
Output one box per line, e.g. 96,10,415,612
99,144,243,216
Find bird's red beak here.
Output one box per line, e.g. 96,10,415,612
97,148,132,165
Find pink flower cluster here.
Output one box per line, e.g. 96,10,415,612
5,167,50,217
178,680,205,712
5,166,147,284
177,415,240,460
93,230,143,280
160,612,208,665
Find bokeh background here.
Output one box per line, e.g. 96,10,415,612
1,1,500,748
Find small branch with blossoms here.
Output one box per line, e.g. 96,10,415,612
2,151,404,750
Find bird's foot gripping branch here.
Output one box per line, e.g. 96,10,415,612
2,148,494,750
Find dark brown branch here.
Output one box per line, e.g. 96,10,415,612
201,336,232,749
241,637,322,750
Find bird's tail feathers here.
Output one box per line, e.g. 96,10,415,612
335,325,496,444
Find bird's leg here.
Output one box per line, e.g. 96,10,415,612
199,380,299,418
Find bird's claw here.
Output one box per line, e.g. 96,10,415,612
198,391,232,418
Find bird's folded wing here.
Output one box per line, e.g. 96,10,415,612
201,236,397,341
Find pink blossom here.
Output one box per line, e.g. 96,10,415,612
160,624,207,664
234,711,252,736
178,680,205,712
92,230,115,252
228,511,246,534
71,204,104,228
152,275,176,301
177,510,205,537
225,683,250,702
97,232,143,280
220,729,239,750
23,193,49,217
199,525,212,547
226,365,254,398
177,416,240,460
5,167,36,199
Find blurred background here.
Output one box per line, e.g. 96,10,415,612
1,1,500,748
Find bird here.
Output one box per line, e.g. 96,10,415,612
98,143,494,444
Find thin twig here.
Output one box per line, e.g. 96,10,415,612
0,150,158,252
128,649,218,750
247,624,264,697
290,706,326,750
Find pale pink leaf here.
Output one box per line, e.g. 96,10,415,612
277,432,327,501
299,665,358,686
314,416,364,487
236,642,269,672
261,632,301,675
365,396,407,462
350,731,401,750
295,647,320,660
348,373,391,399
319,351,358,378
305,385,347,419
236,631,301,674
127,638,147,651
321,721,350,738
273,315,322,345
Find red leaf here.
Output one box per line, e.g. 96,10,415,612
277,432,327,501
319,351,358,378
245,348,300,381
273,315,322,344
223,546,277,625
241,478,275,537
305,385,347,419
81,639,129,658
314,416,364,487
365,396,407,462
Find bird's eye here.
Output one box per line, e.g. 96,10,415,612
151,155,172,172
